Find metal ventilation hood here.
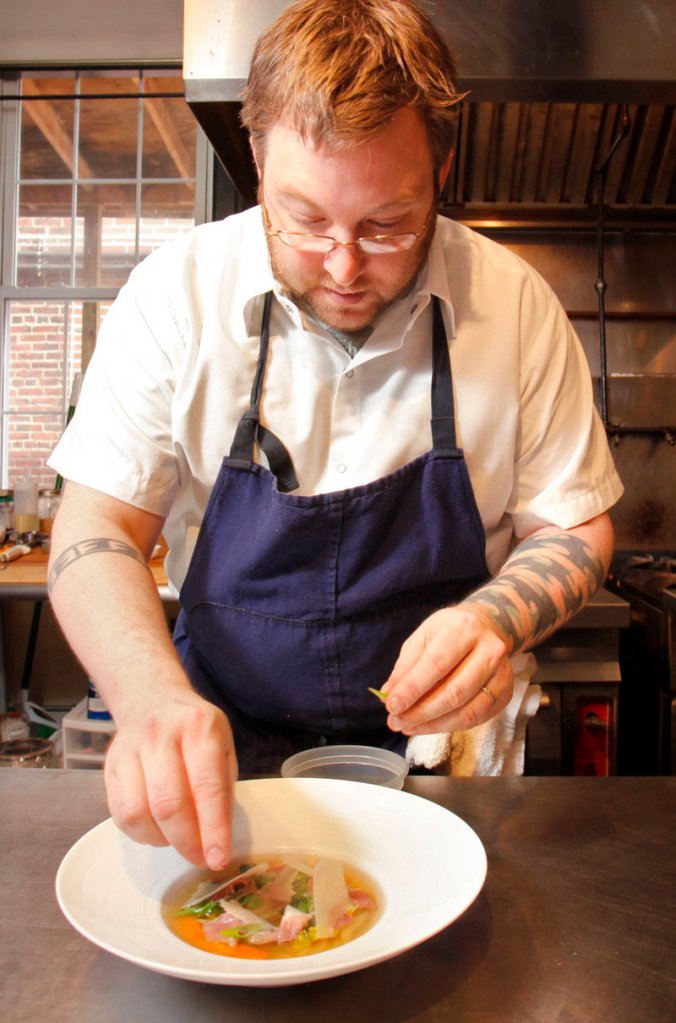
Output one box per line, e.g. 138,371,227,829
184,0,676,224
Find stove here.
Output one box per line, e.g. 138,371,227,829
606,551,676,774
525,588,629,777
609,552,676,605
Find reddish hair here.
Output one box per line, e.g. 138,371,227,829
240,0,465,175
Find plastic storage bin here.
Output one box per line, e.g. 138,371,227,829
62,698,116,769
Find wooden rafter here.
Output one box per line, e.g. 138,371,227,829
21,79,96,180
143,79,194,179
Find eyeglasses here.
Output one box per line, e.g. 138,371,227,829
262,203,429,255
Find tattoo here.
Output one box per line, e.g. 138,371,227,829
48,537,148,595
465,533,606,653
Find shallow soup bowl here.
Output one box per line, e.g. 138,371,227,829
56,777,487,987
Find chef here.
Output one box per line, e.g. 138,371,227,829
48,0,623,870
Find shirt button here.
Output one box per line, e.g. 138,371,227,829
345,369,354,378
336,463,347,474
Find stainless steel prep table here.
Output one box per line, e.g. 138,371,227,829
1,771,674,1023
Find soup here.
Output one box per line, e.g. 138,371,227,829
164,854,380,960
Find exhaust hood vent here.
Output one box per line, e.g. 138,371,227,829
444,101,675,226
184,0,676,224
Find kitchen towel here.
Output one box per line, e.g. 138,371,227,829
405,652,541,776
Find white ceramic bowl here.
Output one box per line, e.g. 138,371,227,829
56,777,487,987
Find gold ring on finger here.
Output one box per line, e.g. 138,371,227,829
480,685,496,707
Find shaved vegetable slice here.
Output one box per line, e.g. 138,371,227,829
183,862,270,907
282,857,316,876
313,858,352,939
368,687,389,703
219,899,275,930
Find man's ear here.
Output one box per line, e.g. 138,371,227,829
438,149,454,192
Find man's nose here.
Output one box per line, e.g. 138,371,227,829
322,243,365,287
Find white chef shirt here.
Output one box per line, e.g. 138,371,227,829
49,206,623,595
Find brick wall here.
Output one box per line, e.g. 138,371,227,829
8,212,193,489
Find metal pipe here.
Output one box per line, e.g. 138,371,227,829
594,108,631,429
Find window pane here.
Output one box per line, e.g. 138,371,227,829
75,184,138,287
4,68,199,488
17,184,73,286
71,299,113,379
4,299,111,486
5,413,64,490
20,76,76,180
142,78,196,179
7,301,68,414
79,76,139,179
139,182,196,259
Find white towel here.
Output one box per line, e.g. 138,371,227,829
405,652,541,776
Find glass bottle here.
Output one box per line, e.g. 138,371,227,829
0,490,13,543
38,488,62,534
14,479,39,534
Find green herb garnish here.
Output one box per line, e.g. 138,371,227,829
219,923,265,940
238,892,264,910
368,687,389,703
291,894,313,913
175,899,222,918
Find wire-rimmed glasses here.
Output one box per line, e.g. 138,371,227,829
262,203,429,255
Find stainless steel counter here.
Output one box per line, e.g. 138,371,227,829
1,770,674,1022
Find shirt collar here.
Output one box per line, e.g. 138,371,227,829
239,208,276,337
418,221,457,338
353,222,457,358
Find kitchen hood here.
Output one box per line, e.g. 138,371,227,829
183,0,676,224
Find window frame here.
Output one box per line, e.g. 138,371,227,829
0,66,213,488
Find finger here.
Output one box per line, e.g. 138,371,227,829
384,625,429,691
389,641,506,728
395,659,513,734
386,612,479,716
182,722,238,871
105,738,168,848
400,681,511,734
137,737,206,865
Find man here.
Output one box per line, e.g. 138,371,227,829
48,0,622,871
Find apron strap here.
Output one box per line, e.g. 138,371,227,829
229,292,300,492
230,292,458,486
430,297,461,458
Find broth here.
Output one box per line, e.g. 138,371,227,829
164,853,380,960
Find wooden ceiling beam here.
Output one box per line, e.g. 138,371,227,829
21,79,96,180
142,79,194,179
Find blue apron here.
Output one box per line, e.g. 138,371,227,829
175,292,489,774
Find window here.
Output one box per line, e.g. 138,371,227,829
0,69,209,488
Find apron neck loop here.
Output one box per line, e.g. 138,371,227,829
229,292,300,492
430,297,461,458
229,292,460,489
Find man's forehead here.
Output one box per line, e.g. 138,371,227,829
257,107,432,164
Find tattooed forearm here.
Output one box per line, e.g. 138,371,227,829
464,532,607,653
48,538,149,595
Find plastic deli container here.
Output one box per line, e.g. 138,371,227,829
281,744,409,789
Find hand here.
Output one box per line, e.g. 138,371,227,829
103,691,238,870
382,605,513,735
